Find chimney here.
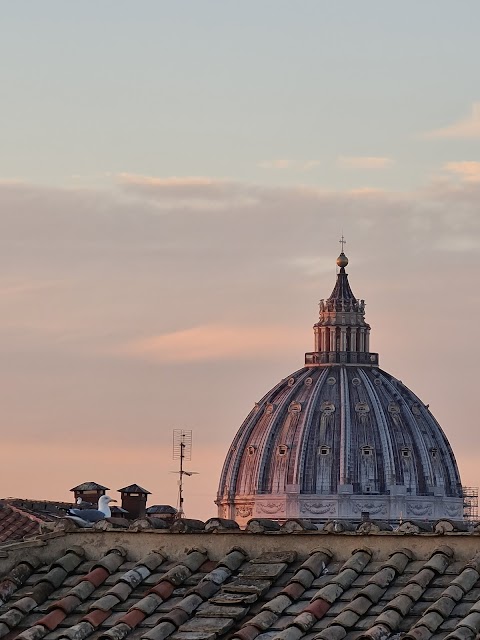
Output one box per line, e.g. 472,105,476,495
118,484,151,519
145,504,177,524
70,482,109,506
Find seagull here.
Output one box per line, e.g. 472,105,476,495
66,495,117,527
76,497,94,509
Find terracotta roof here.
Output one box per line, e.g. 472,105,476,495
2,521,480,639
0,500,73,546
2,500,73,518
0,504,45,545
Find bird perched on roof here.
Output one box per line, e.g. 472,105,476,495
66,495,117,527
75,497,94,509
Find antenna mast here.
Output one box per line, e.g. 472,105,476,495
172,429,196,517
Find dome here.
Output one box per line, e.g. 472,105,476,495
217,249,463,524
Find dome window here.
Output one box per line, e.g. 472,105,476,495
430,447,438,459
288,401,302,414
277,445,288,456
361,446,373,456
388,402,401,414
321,401,335,415
401,448,411,458
356,402,370,414
247,445,256,456
319,445,331,456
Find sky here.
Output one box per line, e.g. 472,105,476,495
1,2,480,519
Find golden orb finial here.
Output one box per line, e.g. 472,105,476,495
336,252,348,268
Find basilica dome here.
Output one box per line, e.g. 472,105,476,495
217,250,463,524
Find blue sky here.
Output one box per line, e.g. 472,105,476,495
2,2,479,190
1,3,480,516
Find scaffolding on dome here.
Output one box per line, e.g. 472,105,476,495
463,486,479,522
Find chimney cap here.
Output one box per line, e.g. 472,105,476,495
70,482,110,492
146,504,177,515
118,484,151,495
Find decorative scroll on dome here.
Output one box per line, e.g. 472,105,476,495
300,501,336,515
445,503,463,517
235,504,253,518
352,500,387,515
407,503,433,517
257,501,283,514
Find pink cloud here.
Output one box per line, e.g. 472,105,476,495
337,156,393,169
117,173,258,208
425,103,480,139
121,324,300,363
119,173,226,187
443,161,480,183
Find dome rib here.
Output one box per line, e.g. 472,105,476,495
357,369,396,488
295,368,329,492
380,373,433,491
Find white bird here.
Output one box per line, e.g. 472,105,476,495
66,495,117,527
76,497,93,509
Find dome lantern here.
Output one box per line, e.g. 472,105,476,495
307,245,377,366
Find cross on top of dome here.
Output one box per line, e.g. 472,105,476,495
337,235,349,268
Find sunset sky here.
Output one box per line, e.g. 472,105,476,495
1,2,480,519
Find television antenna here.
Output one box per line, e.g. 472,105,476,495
172,429,198,517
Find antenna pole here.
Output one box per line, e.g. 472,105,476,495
172,429,195,518
179,437,185,516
